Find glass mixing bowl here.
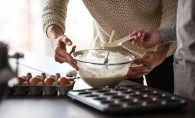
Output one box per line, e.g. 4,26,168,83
71,49,135,88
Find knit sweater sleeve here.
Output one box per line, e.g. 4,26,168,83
42,0,70,34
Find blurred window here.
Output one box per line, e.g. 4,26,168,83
0,0,92,56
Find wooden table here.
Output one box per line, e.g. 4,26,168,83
0,52,195,118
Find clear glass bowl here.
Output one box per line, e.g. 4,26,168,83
71,49,135,88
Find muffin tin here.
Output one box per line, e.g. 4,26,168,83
68,85,188,113
6,72,75,96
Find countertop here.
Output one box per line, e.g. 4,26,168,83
0,51,195,118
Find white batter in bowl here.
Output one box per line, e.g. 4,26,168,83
71,49,135,88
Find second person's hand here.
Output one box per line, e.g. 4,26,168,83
129,28,163,49
126,51,166,78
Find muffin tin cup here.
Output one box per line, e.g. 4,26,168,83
6,73,75,96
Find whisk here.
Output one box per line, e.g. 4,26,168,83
103,30,115,64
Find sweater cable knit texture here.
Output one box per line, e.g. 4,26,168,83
42,0,177,58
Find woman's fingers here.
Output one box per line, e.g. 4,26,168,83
126,66,150,78
55,52,68,62
52,35,78,70
129,28,144,37
55,52,78,70
139,33,147,49
58,48,77,64
130,31,146,47
129,66,151,73
135,32,143,46
127,55,154,78
55,58,64,64
53,35,75,63
68,60,78,70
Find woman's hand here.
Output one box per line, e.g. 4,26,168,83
47,25,78,70
126,51,166,78
52,35,78,70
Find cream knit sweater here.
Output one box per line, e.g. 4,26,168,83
42,0,177,58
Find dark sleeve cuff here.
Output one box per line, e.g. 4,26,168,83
158,25,176,44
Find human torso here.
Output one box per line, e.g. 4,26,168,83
83,0,176,57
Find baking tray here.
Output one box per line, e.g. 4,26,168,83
68,85,188,113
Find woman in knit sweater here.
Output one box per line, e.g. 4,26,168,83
42,0,177,93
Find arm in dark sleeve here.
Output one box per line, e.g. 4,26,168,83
158,25,177,44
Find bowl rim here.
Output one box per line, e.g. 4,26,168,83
71,49,135,66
